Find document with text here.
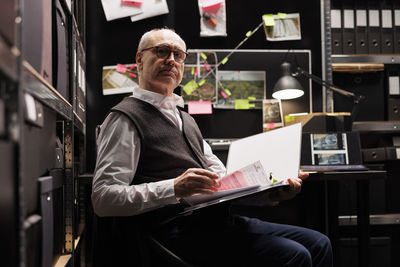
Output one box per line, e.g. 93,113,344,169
183,161,288,208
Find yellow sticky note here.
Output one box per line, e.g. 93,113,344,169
198,79,206,86
248,96,256,100
224,89,232,96
285,115,295,122
221,57,229,65
246,31,252,37
200,52,207,60
191,67,195,75
235,99,250,110
263,14,275,26
183,80,198,95
277,12,287,19
249,103,256,108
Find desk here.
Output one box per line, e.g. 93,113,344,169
309,170,387,267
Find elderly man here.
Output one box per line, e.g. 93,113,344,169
92,28,333,267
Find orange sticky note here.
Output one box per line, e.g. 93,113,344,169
188,101,212,114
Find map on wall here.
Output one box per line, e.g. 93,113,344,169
216,70,266,109
102,63,138,95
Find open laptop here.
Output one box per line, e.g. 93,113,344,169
300,132,368,172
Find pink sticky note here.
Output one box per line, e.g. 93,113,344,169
188,101,212,115
204,62,210,71
194,67,198,77
116,64,127,73
128,72,137,78
121,0,143,6
266,123,275,129
129,64,136,70
220,90,228,99
201,0,223,12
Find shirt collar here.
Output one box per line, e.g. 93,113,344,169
131,87,184,110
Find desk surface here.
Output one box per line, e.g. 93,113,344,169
308,170,387,181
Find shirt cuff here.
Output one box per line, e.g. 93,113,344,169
155,178,180,205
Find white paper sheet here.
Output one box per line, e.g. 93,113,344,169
226,123,302,182
130,0,169,22
101,0,143,22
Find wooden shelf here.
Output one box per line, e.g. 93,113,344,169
352,121,400,133
332,63,384,73
22,61,73,120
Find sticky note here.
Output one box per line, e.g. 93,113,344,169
285,115,295,122
121,0,143,6
188,101,213,114
200,52,208,60
128,72,137,78
221,57,229,65
201,0,223,12
194,67,198,77
249,103,256,108
263,14,275,26
129,64,136,70
191,67,195,75
248,96,256,100
220,90,228,99
198,79,206,86
183,80,198,95
204,62,210,71
116,64,127,73
277,12,287,19
246,31,252,37
235,99,250,110
224,89,231,96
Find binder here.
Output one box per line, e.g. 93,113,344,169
380,0,394,54
54,0,70,102
387,66,400,120
342,3,356,54
393,1,400,53
367,0,381,54
331,8,343,54
355,0,369,54
22,0,43,73
41,0,53,85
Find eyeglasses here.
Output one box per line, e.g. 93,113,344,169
140,45,188,63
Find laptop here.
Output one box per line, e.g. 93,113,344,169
300,132,368,172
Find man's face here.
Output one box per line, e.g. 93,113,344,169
136,30,186,95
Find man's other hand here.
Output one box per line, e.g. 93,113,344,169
174,168,220,198
269,172,309,202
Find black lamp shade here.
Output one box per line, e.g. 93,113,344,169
272,62,304,100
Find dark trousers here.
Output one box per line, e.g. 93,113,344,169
156,214,333,267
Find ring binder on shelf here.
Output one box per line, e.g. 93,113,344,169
393,1,400,53
331,8,343,54
380,0,394,54
355,0,369,54
343,0,356,54
367,0,381,54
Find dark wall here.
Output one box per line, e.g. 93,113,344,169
86,0,323,172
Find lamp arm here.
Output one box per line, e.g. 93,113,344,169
296,67,362,98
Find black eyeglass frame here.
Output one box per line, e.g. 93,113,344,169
140,45,189,63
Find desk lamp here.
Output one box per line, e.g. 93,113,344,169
272,61,365,122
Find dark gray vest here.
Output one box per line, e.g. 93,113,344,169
110,97,208,185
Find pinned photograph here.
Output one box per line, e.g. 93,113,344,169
262,99,283,131
102,63,138,95
263,13,301,41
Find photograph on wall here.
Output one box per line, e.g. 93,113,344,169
310,133,349,165
263,13,301,41
262,99,283,131
180,66,217,103
216,70,265,109
180,51,218,103
102,63,138,95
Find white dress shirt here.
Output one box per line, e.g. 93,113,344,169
92,87,226,217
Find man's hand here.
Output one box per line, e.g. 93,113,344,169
174,168,220,198
269,172,309,202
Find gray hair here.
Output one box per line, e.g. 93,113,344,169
137,28,183,52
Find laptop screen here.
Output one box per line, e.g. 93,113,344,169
301,132,366,170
